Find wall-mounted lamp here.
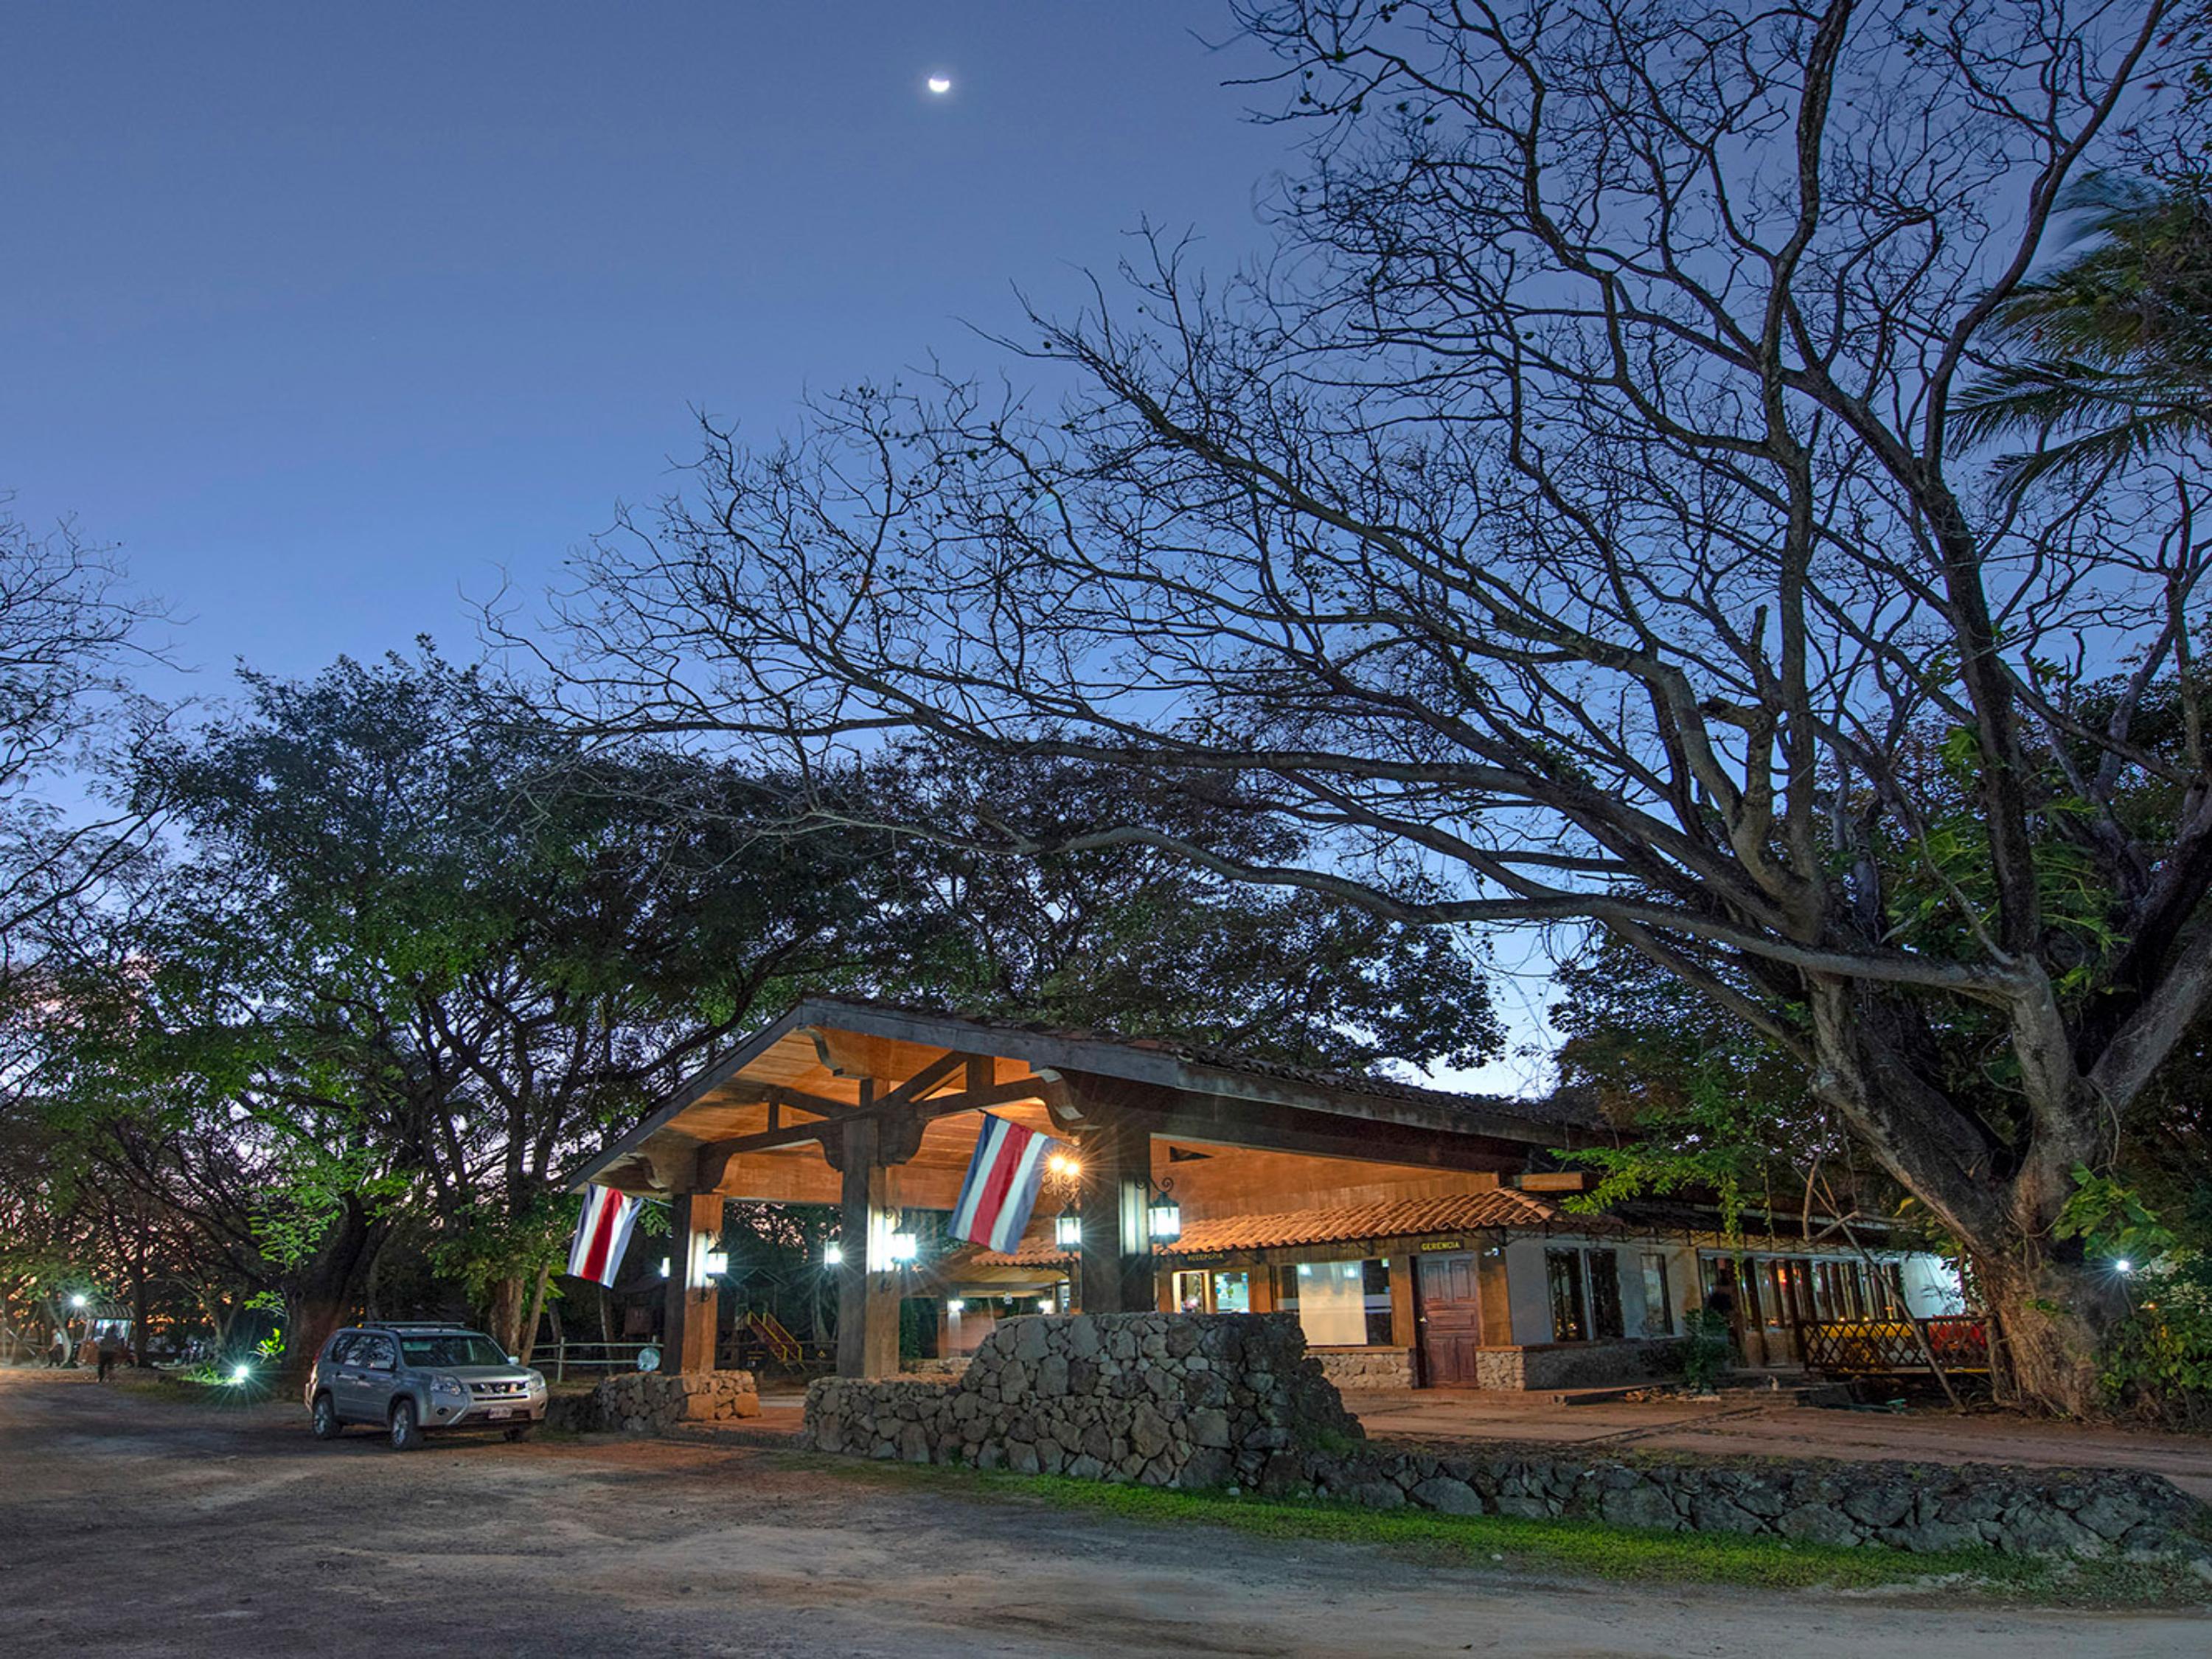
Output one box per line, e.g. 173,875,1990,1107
702,1249,730,1277
1145,1180,1182,1243
658,1258,671,1279
1046,1152,1080,1179
888,1231,919,1265
823,1242,844,1267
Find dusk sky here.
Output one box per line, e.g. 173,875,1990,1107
3,3,1289,688
3,4,1560,1088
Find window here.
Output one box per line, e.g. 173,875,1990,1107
1545,1248,1587,1342
1276,1258,1396,1346
400,1333,508,1369
1210,1271,1251,1313
1641,1253,1674,1337
1586,1249,1624,1340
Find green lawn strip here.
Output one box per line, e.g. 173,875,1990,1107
785,1451,2208,1605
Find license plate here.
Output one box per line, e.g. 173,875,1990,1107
486,1407,513,1421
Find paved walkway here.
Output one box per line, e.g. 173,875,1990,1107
1342,1388,2212,1499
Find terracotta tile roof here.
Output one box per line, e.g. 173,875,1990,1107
974,1188,1586,1267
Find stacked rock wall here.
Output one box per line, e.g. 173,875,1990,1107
548,1368,761,1433
1279,1444,2210,1562
807,1312,1362,1488
1477,1339,1677,1391
1311,1347,1415,1391
803,1312,2212,1562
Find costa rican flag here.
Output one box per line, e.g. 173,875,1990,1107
950,1114,1057,1253
566,1184,642,1286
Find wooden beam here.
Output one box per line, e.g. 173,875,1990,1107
698,1074,1055,1175
1116,1090,1528,1175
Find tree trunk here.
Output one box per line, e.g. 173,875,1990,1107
1974,1249,2127,1417
131,1238,150,1368
278,1197,380,1377
1809,981,2125,1416
486,1276,525,1357
517,1265,552,1366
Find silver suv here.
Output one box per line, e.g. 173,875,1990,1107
306,1322,548,1450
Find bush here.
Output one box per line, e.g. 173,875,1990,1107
1679,1309,1731,1391
2101,1251,2212,1429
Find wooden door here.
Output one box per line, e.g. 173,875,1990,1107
1417,1252,1484,1385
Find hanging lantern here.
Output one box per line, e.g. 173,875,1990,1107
822,1242,844,1267
1054,1210,1082,1249
1147,1192,1183,1242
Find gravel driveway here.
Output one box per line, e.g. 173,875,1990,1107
3,1368,2207,1658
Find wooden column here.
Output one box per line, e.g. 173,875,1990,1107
1077,1109,1154,1315
1248,1267,1279,1314
833,1118,901,1378
663,1191,723,1376
1389,1254,1419,1349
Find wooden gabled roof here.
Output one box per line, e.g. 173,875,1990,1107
568,996,1595,1200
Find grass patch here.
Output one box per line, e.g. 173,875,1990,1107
790,1453,2209,1605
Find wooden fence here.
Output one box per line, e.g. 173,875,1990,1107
1797,1315,1989,1376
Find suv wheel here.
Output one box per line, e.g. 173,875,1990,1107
388,1397,425,1452
503,1422,536,1443
310,1392,343,1441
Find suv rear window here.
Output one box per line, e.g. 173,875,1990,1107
398,1334,508,1369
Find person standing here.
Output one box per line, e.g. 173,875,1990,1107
95,1327,121,1382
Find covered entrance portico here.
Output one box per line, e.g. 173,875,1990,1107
569,998,1590,1380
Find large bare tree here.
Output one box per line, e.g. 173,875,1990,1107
535,0,2207,1412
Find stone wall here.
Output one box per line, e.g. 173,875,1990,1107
1475,1339,1675,1391
806,1312,1363,1489
1276,1443,2211,1563
546,1368,760,1433
1312,1346,1415,1391
801,1312,2212,1562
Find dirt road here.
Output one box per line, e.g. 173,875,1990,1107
2,1368,2207,1658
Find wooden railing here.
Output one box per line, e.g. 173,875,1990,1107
535,1340,655,1382
1797,1316,1989,1376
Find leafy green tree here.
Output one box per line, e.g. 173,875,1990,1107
109,648,900,1362
877,748,1501,1072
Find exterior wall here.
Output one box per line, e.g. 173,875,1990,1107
1311,1346,1415,1391
1474,1339,1676,1391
